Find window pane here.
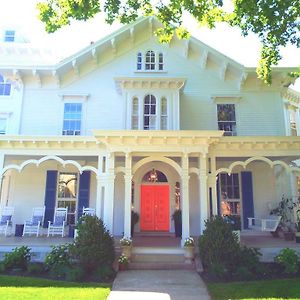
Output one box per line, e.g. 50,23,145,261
0,84,4,95
161,98,167,115
4,84,11,95
0,119,6,134
161,116,167,130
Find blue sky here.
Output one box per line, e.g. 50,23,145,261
1,0,299,91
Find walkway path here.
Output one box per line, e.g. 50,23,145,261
107,270,211,300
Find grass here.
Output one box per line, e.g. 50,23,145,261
0,275,111,300
207,278,300,300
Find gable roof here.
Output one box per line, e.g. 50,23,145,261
0,16,297,88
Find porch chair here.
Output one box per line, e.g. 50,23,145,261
47,207,68,237
248,215,282,232
0,206,14,236
22,206,45,237
82,207,96,216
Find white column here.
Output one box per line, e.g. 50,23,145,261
295,108,300,136
0,154,5,207
181,153,190,245
102,153,115,234
95,175,102,218
124,153,132,238
210,156,218,215
199,155,208,234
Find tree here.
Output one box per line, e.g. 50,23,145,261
37,0,299,84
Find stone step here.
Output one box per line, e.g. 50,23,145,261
128,261,195,270
131,253,185,263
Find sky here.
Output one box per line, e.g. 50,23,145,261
0,0,299,91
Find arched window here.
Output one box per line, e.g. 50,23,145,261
145,50,155,70
131,97,139,130
0,74,11,96
137,52,142,70
161,97,167,130
144,94,156,130
158,52,164,70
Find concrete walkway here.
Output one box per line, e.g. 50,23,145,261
107,270,211,300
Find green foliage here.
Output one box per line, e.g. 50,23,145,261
275,248,299,275
3,246,31,271
199,216,261,280
27,262,45,275
65,265,85,282
37,0,299,84
70,215,115,274
92,265,115,281
45,244,72,279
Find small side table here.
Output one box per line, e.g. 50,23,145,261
15,224,24,237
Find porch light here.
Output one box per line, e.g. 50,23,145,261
148,168,158,182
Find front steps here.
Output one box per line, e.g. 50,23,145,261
128,246,195,270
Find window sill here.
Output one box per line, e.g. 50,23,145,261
134,70,168,74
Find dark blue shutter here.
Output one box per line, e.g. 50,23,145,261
209,187,213,217
241,171,254,229
78,171,91,218
216,176,221,216
44,171,58,227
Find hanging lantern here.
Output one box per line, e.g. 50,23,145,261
148,168,158,182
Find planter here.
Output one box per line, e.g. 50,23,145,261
184,246,194,263
283,231,295,241
121,245,132,261
118,263,128,271
295,232,300,243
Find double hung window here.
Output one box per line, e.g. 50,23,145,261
217,104,237,136
62,103,82,136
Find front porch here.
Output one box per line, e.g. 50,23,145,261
1,231,300,264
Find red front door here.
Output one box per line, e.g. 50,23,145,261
140,185,169,231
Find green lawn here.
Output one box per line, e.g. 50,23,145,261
0,275,111,300
207,278,300,300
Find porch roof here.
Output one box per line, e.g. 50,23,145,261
0,132,299,158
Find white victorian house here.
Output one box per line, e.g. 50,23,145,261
0,17,300,246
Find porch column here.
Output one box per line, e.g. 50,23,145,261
181,153,190,245
199,154,208,234
210,156,218,215
296,108,300,136
0,154,5,206
102,153,115,234
124,153,132,238
95,155,103,219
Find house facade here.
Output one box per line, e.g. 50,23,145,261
0,17,300,245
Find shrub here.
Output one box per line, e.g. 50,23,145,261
65,265,85,282
3,246,31,271
275,248,299,274
27,262,45,275
199,216,240,276
45,244,72,279
70,215,115,274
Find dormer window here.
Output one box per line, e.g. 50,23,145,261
4,30,15,42
136,51,164,71
0,75,11,96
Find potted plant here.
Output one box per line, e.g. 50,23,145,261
172,209,182,237
270,196,296,241
183,237,195,263
131,210,139,236
120,237,132,260
118,254,129,271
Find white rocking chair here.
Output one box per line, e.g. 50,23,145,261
0,206,14,236
248,215,282,232
47,207,68,237
82,207,96,216
23,206,45,237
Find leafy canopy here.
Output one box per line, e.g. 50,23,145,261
37,0,300,84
